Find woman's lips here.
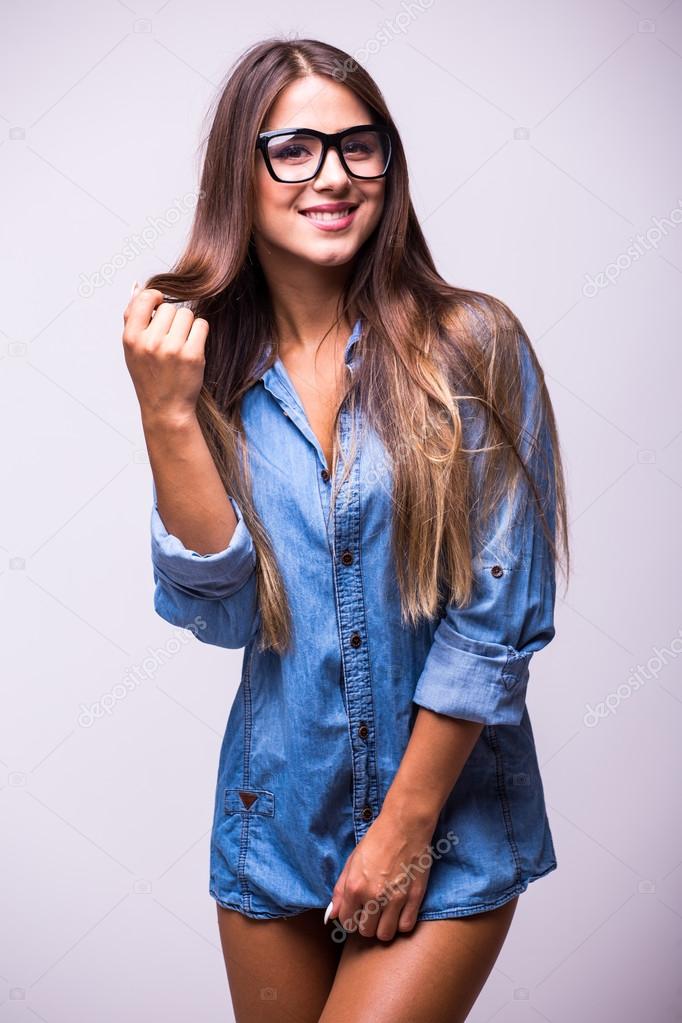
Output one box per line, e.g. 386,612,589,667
299,205,358,232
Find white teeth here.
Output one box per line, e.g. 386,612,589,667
302,208,354,221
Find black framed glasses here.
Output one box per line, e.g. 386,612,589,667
255,123,393,183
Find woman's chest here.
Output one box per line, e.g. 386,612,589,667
239,380,394,556
274,350,347,472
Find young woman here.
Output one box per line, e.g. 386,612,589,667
122,36,569,1023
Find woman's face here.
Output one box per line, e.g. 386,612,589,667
252,75,386,269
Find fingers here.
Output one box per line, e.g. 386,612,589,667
122,280,140,321
123,284,208,355
371,896,405,942
184,315,209,358
123,286,165,338
396,890,422,935
146,300,180,341
161,307,209,359
160,305,193,344
356,899,381,940
334,878,425,942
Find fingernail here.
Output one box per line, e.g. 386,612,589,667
130,280,139,299
324,900,334,925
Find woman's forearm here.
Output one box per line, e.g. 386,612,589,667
143,411,239,556
381,706,484,830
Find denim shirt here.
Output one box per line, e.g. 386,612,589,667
150,317,558,921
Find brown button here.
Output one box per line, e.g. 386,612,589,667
491,565,504,577
341,549,353,565
350,632,362,648
361,806,373,821
321,468,330,482
358,722,369,739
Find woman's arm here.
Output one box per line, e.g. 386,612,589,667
145,415,259,650
124,286,239,555
145,411,239,556
149,451,259,650
124,288,259,648
381,709,484,832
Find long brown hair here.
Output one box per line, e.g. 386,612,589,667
144,36,570,654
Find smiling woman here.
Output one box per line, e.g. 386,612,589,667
124,34,569,1023
251,80,390,269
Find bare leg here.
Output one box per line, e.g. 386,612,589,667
216,904,343,1023
318,895,519,1023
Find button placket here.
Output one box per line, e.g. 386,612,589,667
332,402,380,842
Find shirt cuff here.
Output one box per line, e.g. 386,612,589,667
411,619,533,727
150,492,257,599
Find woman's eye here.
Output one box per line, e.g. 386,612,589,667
343,142,372,158
272,144,311,161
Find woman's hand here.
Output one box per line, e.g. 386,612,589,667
122,283,209,428
329,806,438,942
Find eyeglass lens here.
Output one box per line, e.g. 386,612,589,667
266,129,390,181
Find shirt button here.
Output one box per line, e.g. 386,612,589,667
358,722,369,739
491,565,504,577
350,632,362,648
341,549,353,565
361,805,373,821
321,468,330,482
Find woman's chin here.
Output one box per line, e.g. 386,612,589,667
255,230,359,268
296,236,360,267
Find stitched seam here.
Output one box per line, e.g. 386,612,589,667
487,725,523,884
239,641,256,912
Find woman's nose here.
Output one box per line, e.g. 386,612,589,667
313,147,351,187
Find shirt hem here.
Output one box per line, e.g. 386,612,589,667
415,859,558,920
209,860,558,922
210,889,321,920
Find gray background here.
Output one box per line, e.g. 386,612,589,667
2,0,681,1019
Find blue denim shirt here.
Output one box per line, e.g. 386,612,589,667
150,317,558,921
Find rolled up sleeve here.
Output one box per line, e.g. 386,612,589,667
150,482,259,649
150,482,256,599
412,337,557,727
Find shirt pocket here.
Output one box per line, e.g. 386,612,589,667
223,787,275,816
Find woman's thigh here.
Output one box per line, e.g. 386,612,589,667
318,895,519,1023
216,904,344,1023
